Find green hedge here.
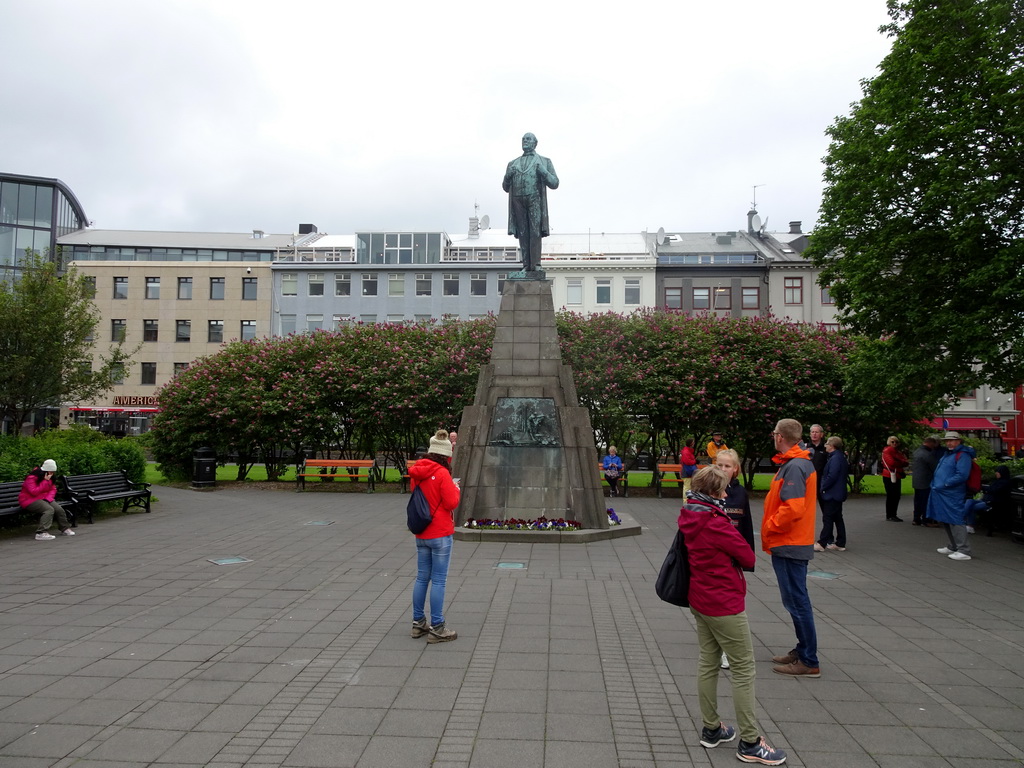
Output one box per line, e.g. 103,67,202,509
0,426,147,484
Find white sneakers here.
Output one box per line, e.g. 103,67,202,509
937,547,952,554
61,529,75,536
35,532,56,540
948,551,972,561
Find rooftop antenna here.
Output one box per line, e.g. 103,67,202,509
751,184,765,210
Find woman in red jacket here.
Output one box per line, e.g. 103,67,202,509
679,466,786,765
20,459,74,540
881,436,910,522
409,430,461,643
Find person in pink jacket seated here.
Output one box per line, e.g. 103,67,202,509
409,430,461,643
679,465,786,765
20,459,74,541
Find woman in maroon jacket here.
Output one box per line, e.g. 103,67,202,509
680,465,786,765
20,459,74,541
409,430,461,643
881,436,910,522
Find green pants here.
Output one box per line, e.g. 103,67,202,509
690,609,758,743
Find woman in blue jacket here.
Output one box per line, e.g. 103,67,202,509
927,432,972,560
816,437,849,551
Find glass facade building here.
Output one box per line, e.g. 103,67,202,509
0,173,88,275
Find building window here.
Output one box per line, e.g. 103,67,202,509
596,279,611,305
823,323,840,332
145,276,160,299
335,273,351,296
713,287,732,309
416,273,432,296
112,276,127,299
141,363,157,386
110,363,125,385
210,277,225,300
624,278,640,305
82,276,96,298
566,278,583,305
308,273,324,297
742,287,760,309
470,273,486,296
282,273,297,296
361,273,378,296
497,273,508,294
173,362,189,377
208,320,224,343
143,319,158,342
242,277,257,300
306,314,324,333
279,314,296,336
443,273,459,296
240,320,256,340
360,314,377,324
111,319,126,342
387,314,404,323
176,320,191,342
665,287,682,309
389,273,405,297
784,277,803,304
693,287,710,310
821,286,835,305
177,277,192,300
332,314,351,330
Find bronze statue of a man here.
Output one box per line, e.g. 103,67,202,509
502,133,558,274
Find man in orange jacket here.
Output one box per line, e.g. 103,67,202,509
762,418,820,677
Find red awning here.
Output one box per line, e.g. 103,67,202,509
925,417,1001,431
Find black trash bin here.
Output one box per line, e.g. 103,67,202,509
635,451,652,471
192,447,217,489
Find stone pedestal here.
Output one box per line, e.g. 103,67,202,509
453,280,608,529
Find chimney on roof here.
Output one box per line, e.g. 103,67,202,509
468,215,480,239
789,221,802,234
298,223,317,235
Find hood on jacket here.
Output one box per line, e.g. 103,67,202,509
410,458,446,481
678,498,719,539
772,443,811,465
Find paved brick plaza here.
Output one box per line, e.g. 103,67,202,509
1,485,1022,767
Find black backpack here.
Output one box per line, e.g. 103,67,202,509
406,485,432,534
655,530,691,607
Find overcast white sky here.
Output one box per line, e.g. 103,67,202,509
1,0,894,237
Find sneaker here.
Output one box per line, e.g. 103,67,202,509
737,736,787,765
427,623,457,643
813,542,825,552
886,516,903,522
771,649,798,665
60,529,75,536
772,659,820,677
826,544,845,551
720,653,730,669
35,532,56,540
411,618,428,638
937,547,953,554
966,525,975,534
948,551,972,561
699,722,736,748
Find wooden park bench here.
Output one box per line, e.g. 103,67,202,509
400,460,420,494
62,471,151,524
654,463,684,499
598,463,629,497
297,458,377,492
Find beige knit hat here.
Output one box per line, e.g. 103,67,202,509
429,429,453,457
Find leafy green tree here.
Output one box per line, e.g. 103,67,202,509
0,253,133,431
808,0,1024,392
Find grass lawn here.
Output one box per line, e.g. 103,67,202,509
144,463,897,495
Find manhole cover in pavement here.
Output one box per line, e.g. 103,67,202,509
808,570,840,580
304,521,335,526
208,556,253,565
495,562,527,569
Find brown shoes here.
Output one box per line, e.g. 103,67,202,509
772,659,820,677
771,649,798,664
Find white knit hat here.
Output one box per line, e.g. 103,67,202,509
41,459,57,472
428,429,453,457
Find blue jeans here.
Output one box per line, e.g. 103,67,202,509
413,535,453,627
771,555,818,668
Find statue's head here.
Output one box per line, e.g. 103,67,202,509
521,133,538,151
